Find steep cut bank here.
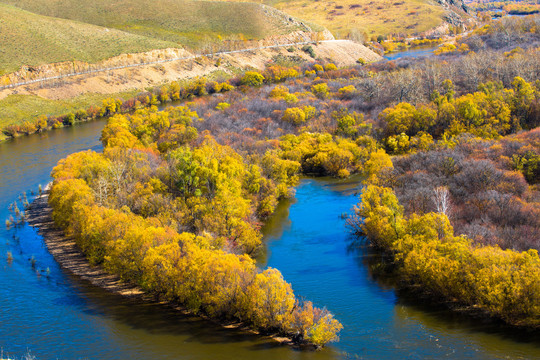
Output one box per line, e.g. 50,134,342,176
0,40,380,101
0,0,329,81
0,28,335,90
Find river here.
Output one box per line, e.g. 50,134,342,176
0,121,538,359
384,47,436,61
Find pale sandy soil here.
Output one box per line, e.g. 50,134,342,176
0,40,381,101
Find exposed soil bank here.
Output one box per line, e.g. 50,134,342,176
26,187,310,349
0,40,380,101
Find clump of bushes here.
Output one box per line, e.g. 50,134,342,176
302,45,316,58
241,71,265,86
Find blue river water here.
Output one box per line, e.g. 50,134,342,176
384,47,436,61
0,120,538,359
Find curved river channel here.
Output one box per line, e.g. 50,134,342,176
0,120,539,359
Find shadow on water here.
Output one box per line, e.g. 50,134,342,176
66,276,263,344
0,120,341,360
59,272,345,357
347,213,540,349
262,176,540,359
257,197,294,266
258,176,363,267
1,118,539,359
5,212,341,360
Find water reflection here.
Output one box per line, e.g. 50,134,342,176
0,122,538,359
262,178,540,359
0,121,338,360
383,47,436,61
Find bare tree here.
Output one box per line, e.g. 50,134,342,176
94,175,110,206
433,186,451,217
110,160,127,194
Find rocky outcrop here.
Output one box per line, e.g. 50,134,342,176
435,0,469,13
432,0,472,29
444,11,467,27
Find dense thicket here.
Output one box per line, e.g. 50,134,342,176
344,36,540,327
460,16,540,52
349,184,539,327
48,19,540,338
4,43,539,142
387,131,540,251
49,108,351,346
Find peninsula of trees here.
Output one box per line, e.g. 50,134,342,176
46,17,540,345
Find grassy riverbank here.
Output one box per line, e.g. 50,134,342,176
0,91,138,130
0,41,382,142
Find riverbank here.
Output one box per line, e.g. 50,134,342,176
26,187,310,349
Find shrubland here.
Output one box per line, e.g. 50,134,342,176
46,18,540,340
349,182,539,327
469,1,540,16
381,38,444,54
343,19,540,328
386,130,540,250
458,16,540,52
49,107,345,346
216,0,452,39
4,17,539,141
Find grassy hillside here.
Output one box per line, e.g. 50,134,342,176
277,0,446,38
0,0,311,49
0,3,178,74
216,0,448,38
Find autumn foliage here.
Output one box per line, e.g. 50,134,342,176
349,184,540,327
45,32,540,338
49,106,344,346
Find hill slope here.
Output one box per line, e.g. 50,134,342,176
0,3,178,74
214,0,469,38
274,0,446,38
0,0,320,48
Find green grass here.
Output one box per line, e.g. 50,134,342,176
0,0,308,50
0,90,139,130
0,0,324,139
0,64,246,137
0,3,178,74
